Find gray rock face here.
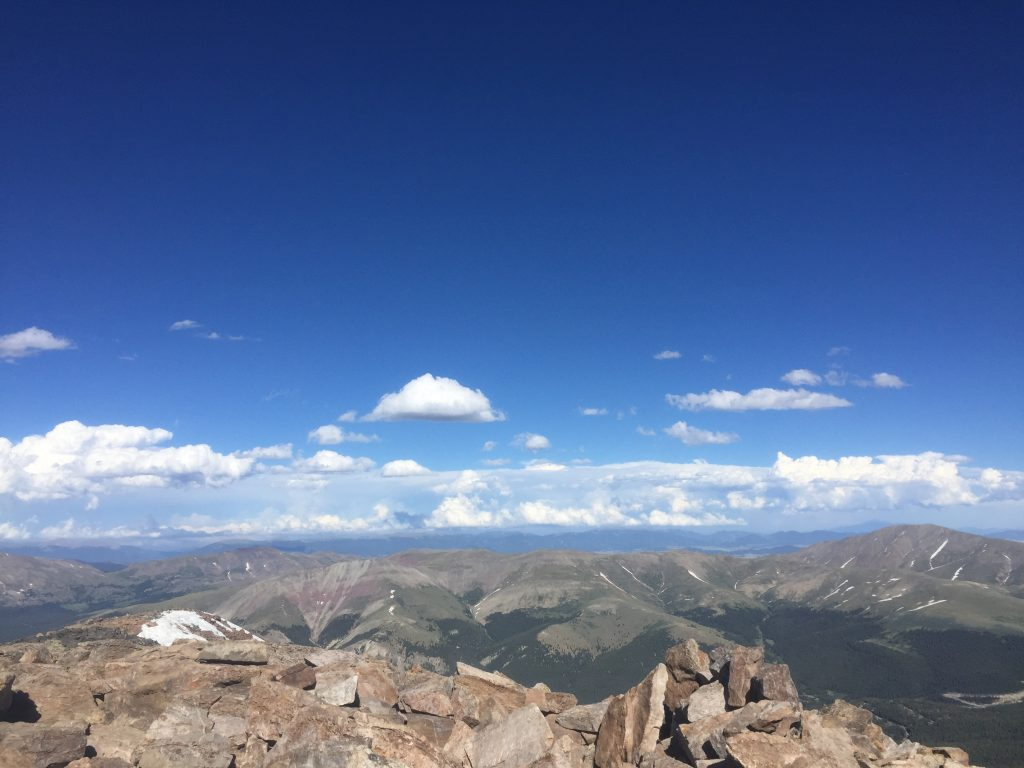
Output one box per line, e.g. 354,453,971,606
314,669,359,706
465,704,554,768
686,681,726,722
196,641,269,665
556,700,612,734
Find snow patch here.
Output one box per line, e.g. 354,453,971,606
599,572,627,593
138,610,262,646
928,539,948,569
907,598,947,613
686,569,710,585
840,557,855,569
951,566,964,581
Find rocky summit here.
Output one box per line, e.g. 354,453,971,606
0,613,980,768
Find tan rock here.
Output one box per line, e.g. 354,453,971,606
594,663,669,768
725,646,763,708
753,664,800,706
465,704,555,768
686,681,726,722
930,746,971,765
136,742,235,768
8,664,101,724
273,661,316,689
405,711,456,749
725,730,825,768
676,699,800,763
247,677,317,741
664,639,712,683
820,699,895,758
314,668,359,706
556,699,611,734
443,719,475,765
18,645,54,665
87,722,147,762
664,677,700,713
0,721,88,768
401,676,454,717
196,640,269,665
452,670,527,726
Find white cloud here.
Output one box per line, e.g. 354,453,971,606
514,433,551,451
827,346,850,357
482,458,510,467
169,320,201,331
781,369,822,387
0,521,31,539
654,350,681,360
482,440,498,452
233,444,293,460
824,369,848,386
338,410,358,423
580,407,608,416
426,495,509,528
381,459,431,477
518,500,632,527
636,426,656,437
769,451,977,508
365,373,504,422
523,461,567,472
202,332,221,340
293,451,374,474
0,327,74,360
664,421,739,446
308,425,379,445
857,372,908,389
702,354,716,363
0,421,255,501
667,388,852,412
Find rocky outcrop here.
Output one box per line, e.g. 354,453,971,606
0,615,982,768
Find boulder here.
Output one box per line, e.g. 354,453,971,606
0,670,13,717
247,677,317,741
820,699,896,759
196,641,268,665
354,661,399,708
685,681,726,722
724,730,826,768
273,661,317,689
304,648,360,667
594,663,669,768
0,721,88,768
931,746,971,765
752,664,800,706
136,743,235,768
87,723,147,762
664,639,712,683
676,699,800,763
465,704,555,768
18,645,54,665
451,669,527,726
400,673,455,717
8,665,101,724
555,699,611,734
314,669,359,707
664,677,700,713
725,646,763,708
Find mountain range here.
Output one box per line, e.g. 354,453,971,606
2,524,1022,765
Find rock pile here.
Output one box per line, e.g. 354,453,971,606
0,616,980,768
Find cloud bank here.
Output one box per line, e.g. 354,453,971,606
667,388,852,412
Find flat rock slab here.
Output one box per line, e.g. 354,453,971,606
196,641,268,665
465,704,554,768
0,722,88,768
556,700,611,734
315,669,359,707
686,681,726,722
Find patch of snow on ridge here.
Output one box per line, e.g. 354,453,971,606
686,569,709,585
951,566,964,581
928,539,948,569
840,557,855,569
138,609,263,646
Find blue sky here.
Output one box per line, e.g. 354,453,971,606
1,2,1022,540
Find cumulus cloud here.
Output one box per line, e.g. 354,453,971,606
0,327,74,360
233,444,293,460
518,500,633,527
308,425,379,445
514,433,551,451
482,440,497,452
580,407,608,416
0,421,255,501
664,421,738,446
781,369,822,387
338,410,358,423
365,373,504,422
667,388,852,412
857,372,908,389
426,495,509,528
636,427,657,437
381,459,431,477
654,350,681,360
293,451,374,474
169,320,201,331
523,461,567,472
